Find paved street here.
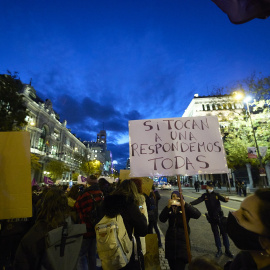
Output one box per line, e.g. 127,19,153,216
157,187,245,269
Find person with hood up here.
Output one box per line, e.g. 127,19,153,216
159,191,201,270
102,179,148,270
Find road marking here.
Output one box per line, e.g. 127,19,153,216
184,195,199,199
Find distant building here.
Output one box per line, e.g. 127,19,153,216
182,94,244,187
182,93,270,188
83,130,113,175
22,84,112,183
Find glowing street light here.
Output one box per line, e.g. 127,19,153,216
233,92,267,186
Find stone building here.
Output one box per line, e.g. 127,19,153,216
182,94,244,187
83,130,113,175
182,93,269,188
22,84,112,183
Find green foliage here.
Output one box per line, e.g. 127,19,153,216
244,73,270,100
31,153,42,171
45,160,70,181
224,74,270,169
0,72,28,131
72,172,79,181
80,160,101,176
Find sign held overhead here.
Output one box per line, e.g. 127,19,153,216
129,116,228,177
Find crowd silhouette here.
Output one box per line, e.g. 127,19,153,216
1,177,270,270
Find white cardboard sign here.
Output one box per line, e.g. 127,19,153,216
129,116,228,177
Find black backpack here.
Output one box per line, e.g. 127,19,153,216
89,193,104,227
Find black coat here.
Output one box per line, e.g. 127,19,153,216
159,203,201,262
103,194,148,269
190,191,227,218
14,220,48,270
224,251,270,270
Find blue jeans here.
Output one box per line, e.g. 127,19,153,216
77,238,97,270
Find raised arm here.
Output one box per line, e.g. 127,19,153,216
190,194,205,206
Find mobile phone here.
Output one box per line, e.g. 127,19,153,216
171,200,180,206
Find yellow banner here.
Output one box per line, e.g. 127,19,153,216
0,132,32,219
145,234,161,270
119,170,153,196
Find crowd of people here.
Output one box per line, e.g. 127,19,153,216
0,176,270,270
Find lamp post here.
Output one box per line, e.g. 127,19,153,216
244,97,262,163
244,97,267,187
234,92,267,187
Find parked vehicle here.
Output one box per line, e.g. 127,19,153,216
161,183,172,190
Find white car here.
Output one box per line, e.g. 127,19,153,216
161,183,172,190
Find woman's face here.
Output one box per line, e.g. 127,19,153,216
233,194,265,235
171,193,179,200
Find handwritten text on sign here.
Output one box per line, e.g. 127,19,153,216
129,116,228,177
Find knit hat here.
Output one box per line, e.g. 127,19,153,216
171,191,180,198
86,175,98,185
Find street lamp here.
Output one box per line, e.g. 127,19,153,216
244,97,267,185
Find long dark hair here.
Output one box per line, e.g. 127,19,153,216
112,179,141,205
37,187,69,229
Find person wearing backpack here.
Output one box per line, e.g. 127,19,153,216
75,175,104,270
14,187,78,270
147,185,162,248
101,179,148,270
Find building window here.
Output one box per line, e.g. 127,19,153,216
51,145,57,156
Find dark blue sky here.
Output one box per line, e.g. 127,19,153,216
1,0,270,170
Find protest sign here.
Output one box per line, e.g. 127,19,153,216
129,116,228,177
77,175,87,184
0,132,32,219
119,170,153,196
247,146,268,159
247,147,257,158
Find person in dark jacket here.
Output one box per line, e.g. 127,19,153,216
75,175,104,270
102,179,148,270
98,177,114,197
241,181,247,197
159,191,201,270
147,185,162,248
190,181,233,258
14,188,70,270
224,188,270,270
194,180,200,192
